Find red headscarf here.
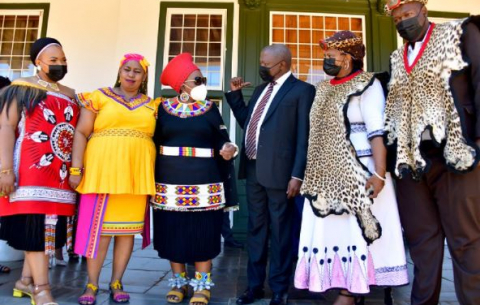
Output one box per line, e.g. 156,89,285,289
160,53,200,93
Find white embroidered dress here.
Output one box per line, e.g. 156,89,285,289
294,79,409,294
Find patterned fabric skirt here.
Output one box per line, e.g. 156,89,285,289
153,209,223,263
294,174,409,294
0,215,67,252
75,194,147,258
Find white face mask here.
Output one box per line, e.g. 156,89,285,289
189,84,208,101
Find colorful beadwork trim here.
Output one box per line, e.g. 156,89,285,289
176,186,199,195
162,98,213,118
159,146,215,158
101,221,144,236
151,182,225,212
99,87,151,111
91,128,152,140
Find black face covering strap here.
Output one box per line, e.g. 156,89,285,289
30,38,62,64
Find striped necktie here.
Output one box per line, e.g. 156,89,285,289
245,82,276,159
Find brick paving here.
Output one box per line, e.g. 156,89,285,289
0,241,459,304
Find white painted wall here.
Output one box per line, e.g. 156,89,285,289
0,0,478,94
428,0,480,14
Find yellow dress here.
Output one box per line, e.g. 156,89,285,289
76,87,159,235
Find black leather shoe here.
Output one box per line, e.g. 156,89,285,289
224,239,244,248
236,287,264,305
270,293,288,305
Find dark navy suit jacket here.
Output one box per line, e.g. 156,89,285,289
225,74,315,189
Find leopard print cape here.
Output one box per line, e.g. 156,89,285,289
301,71,382,245
385,19,478,179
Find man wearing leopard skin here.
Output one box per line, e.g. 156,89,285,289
385,0,480,304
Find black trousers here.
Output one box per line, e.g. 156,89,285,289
246,160,293,295
396,143,480,305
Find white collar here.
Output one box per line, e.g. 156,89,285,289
273,71,292,86
408,23,432,51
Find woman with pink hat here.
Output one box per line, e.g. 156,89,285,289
152,52,239,305
69,53,158,305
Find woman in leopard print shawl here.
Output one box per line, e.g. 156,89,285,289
294,31,408,303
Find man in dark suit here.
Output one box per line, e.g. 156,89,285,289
225,44,315,305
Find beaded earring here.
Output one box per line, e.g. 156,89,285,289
179,92,190,103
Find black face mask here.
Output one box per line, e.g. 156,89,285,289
46,65,68,82
396,9,425,42
259,61,281,83
323,58,342,76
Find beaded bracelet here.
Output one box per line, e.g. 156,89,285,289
69,167,83,176
0,169,13,175
373,171,386,182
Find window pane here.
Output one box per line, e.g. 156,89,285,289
312,16,324,29
171,14,183,27
195,42,208,56
299,30,310,44
14,29,26,41
27,16,39,28
285,30,297,43
184,15,196,27
271,12,365,84
209,43,221,57
26,29,38,42
209,28,222,42
182,42,195,54
1,43,12,55
210,15,222,28
197,15,209,27
272,15,284,28
165,10,225,89
299,16,310,28
183,28,195,41
325,17,336,30
272,29,284,43
169,42,181,55
285,15,297,28
12,42,24,55
338,17,350,31
196,28,208,42
3,29,14,42
170,28,182,41
4,16,15,28
15,16,27,28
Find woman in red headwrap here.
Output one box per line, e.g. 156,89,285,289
0,37,78,305
293,31,408,304
152,53,239,305
69,53,158,305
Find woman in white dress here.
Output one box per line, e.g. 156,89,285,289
294,31,408,305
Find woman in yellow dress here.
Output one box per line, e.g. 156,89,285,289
69,54,158,305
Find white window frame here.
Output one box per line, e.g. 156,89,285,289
0,9,44,79
162,8,228,91
269,11,367,83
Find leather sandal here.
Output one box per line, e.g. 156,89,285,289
167,285,190,304
78,283,98,305
109,280,130,303
190,289,211,305
33,283,58,305
13,276,35,305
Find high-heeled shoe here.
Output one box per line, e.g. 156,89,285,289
13,276,35,305
33,283,58,305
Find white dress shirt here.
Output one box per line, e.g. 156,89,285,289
245,71,292,155
406,24,431,65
